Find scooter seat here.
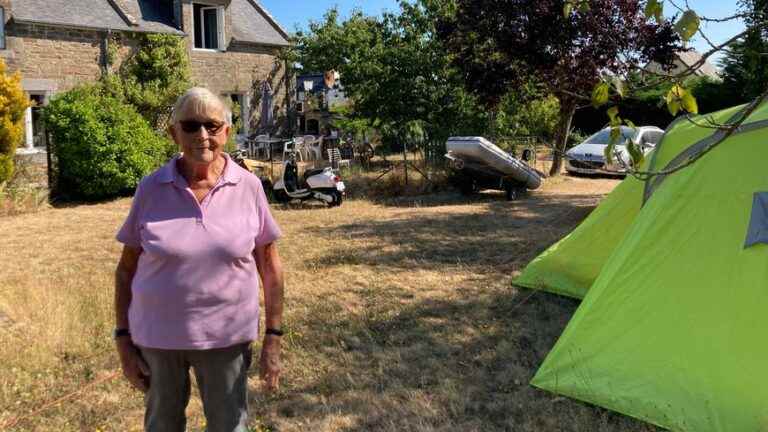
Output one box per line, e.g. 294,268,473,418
303,168,325,182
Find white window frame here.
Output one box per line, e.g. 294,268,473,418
0,7,6,51
18,93,49,154
192,4,225,52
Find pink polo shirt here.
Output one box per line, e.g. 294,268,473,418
116,154,281,350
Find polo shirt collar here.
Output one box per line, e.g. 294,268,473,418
157,153,242,186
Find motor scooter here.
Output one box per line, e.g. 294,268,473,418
228,149,274,198
272,150,345,206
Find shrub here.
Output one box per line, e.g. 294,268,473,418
103,33,192,130
0,59,30,184
44,85,170,200
573,76,737,135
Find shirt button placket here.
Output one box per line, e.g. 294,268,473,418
196,197,205,227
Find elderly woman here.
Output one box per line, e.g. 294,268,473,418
114,87,284,432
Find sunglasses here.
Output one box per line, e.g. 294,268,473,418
178,120,225,135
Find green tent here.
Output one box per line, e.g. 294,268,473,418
515,104,750,299
532,102,768,431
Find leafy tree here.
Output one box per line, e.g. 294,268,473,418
294,2,548,154
436,0,682,175
103,34,192,130
572,75,736,136
720,0,768,104
0,59,30,183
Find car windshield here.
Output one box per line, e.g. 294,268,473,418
584,127,636,145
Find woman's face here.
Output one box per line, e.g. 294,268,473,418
170,105,230,165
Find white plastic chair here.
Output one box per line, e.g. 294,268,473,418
250,134,269,159
293,137,311,161
327,147,350,170
304,135,323,161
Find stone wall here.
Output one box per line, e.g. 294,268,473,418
179,1,288,131
1,22,108,92
0,1,288,131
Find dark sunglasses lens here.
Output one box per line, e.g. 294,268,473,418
179,121,224,134
204,122,224,134
180,121,202,133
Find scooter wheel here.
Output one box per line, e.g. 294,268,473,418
273,189,290,204
328,191,343,207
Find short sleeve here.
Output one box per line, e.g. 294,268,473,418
116,181,145,248
254,181,282,246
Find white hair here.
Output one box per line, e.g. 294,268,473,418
169,87,232,126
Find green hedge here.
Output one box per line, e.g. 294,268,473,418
572,77,739,136
44,86,171,200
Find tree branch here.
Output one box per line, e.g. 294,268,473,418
618,87,768,181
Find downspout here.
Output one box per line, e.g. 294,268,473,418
101,29,112,75
285,57,293,136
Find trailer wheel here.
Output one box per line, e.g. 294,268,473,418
505,185,525,201
459,178,477,195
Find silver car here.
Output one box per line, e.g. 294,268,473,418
565,126,664,176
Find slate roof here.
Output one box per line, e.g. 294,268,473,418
676,50,720,79
230,0,290,47
11,0,137,32
9,0,289,45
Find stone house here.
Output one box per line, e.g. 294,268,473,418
296,72,348,135
644,49,721,81
0,0,290,155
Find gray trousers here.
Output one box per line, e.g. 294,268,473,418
139,343,252,432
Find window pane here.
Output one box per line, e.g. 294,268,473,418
203,8,218,49
193,4,203,48
0,8,5,50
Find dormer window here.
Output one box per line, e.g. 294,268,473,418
193,3,224,50
0,7,6,50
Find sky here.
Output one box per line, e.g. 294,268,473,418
260,0,746,66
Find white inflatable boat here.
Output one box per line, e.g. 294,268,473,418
445,136,543,190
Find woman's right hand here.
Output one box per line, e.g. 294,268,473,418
116,338,150,393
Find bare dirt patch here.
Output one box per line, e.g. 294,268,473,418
1,174,662,431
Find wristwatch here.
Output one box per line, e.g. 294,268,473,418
113,328,131,340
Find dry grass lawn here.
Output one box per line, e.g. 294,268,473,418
0,174,662,431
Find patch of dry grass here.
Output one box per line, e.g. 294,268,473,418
1,156,50,217
0,174,662,431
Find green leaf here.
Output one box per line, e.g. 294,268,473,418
592,82,610,108
609,125,621,144
644,0,664,23
674,10,700,42
563,1,574,17
682,91,699,114
604,142,615,165
607,106,620,123
612,76,626,98
626,138,644,167
625,119,637,130
578,1,590,13
665,84,685,116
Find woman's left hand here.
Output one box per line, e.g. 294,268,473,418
260,335,282,392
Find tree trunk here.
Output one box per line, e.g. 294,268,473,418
549,98,577,177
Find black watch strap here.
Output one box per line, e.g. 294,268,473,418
265,327,284,337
